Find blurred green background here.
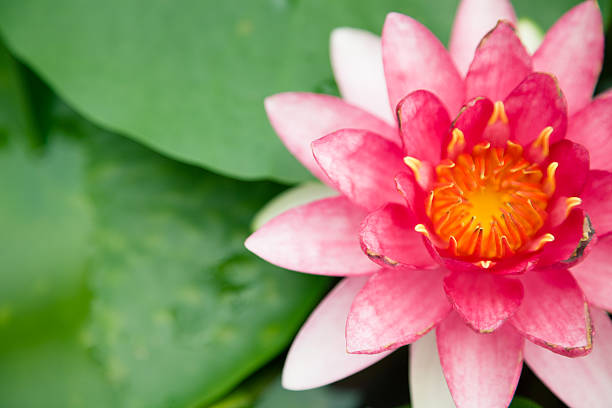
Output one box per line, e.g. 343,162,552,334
0,0,609,407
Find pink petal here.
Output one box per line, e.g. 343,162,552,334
547,140,589,198
330,28,395,124
571,234,612,311
394,170,435,219
346,268,451,354
409,331,456,408
245,197,378,276
265,93,399,183
437,313,524,408
465,21,532,101
524,307,612,408
533,1,604,115
382,13,465,116
504,73,567,147
510,267,592,357
397,90,451,162
449,0,517,77
282,277,391,390
581,170,612,236
538,209,586,266
394,171,420,215
360,203,436,269
568,96,612,172
444,269,524,333
312,129,406,211
451,97,494,149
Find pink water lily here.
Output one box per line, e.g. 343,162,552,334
246,1,612,406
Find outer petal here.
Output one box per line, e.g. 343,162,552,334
265,93,398,183
282,277,391,390
409,331,455,408
312,129,406,211
510,267,592,357
330,28,394,124
533,1,604,115
245,197,377,276
449,0,517,77
444,270,524,333
581,170,612,236
360,203,436,269
524,308,612,408
346,268,450,354
397,90,451,162
437,313,524,408
465,21,532,101
504,73,567,146
568,96,612,171
571,234,612,311
382,13,465,116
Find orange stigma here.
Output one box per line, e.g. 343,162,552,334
424,140,554,261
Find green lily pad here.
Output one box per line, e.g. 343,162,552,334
0,45,330,407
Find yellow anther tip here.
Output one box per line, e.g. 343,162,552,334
545,162,559,191
506,140,524,155
565,197,582,216
489,101,508,125
414,224,429,237
541,233,555,243
479,260,493,269
473,142,491,154
452,128,465,139
531,126,553,158
403,156,421,168
528,233,555,252
447,128,466,157
541,126,554,138
404,156,422,182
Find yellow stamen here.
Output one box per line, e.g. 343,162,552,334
414,224,430,238
447,128,466,158
473,142,491,155
506,140,523,157
428,143,550,260
479,260,493,269
565,197,582,217
488,101,509,125
530,126,553,159
543,162,558,197
404,156,422,183
529,233,555,251
425,191,434,218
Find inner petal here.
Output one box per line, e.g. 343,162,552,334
426,141,551,260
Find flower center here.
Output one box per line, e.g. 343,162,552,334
426,141,553,260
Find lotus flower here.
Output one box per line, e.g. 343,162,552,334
246,1,612,406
